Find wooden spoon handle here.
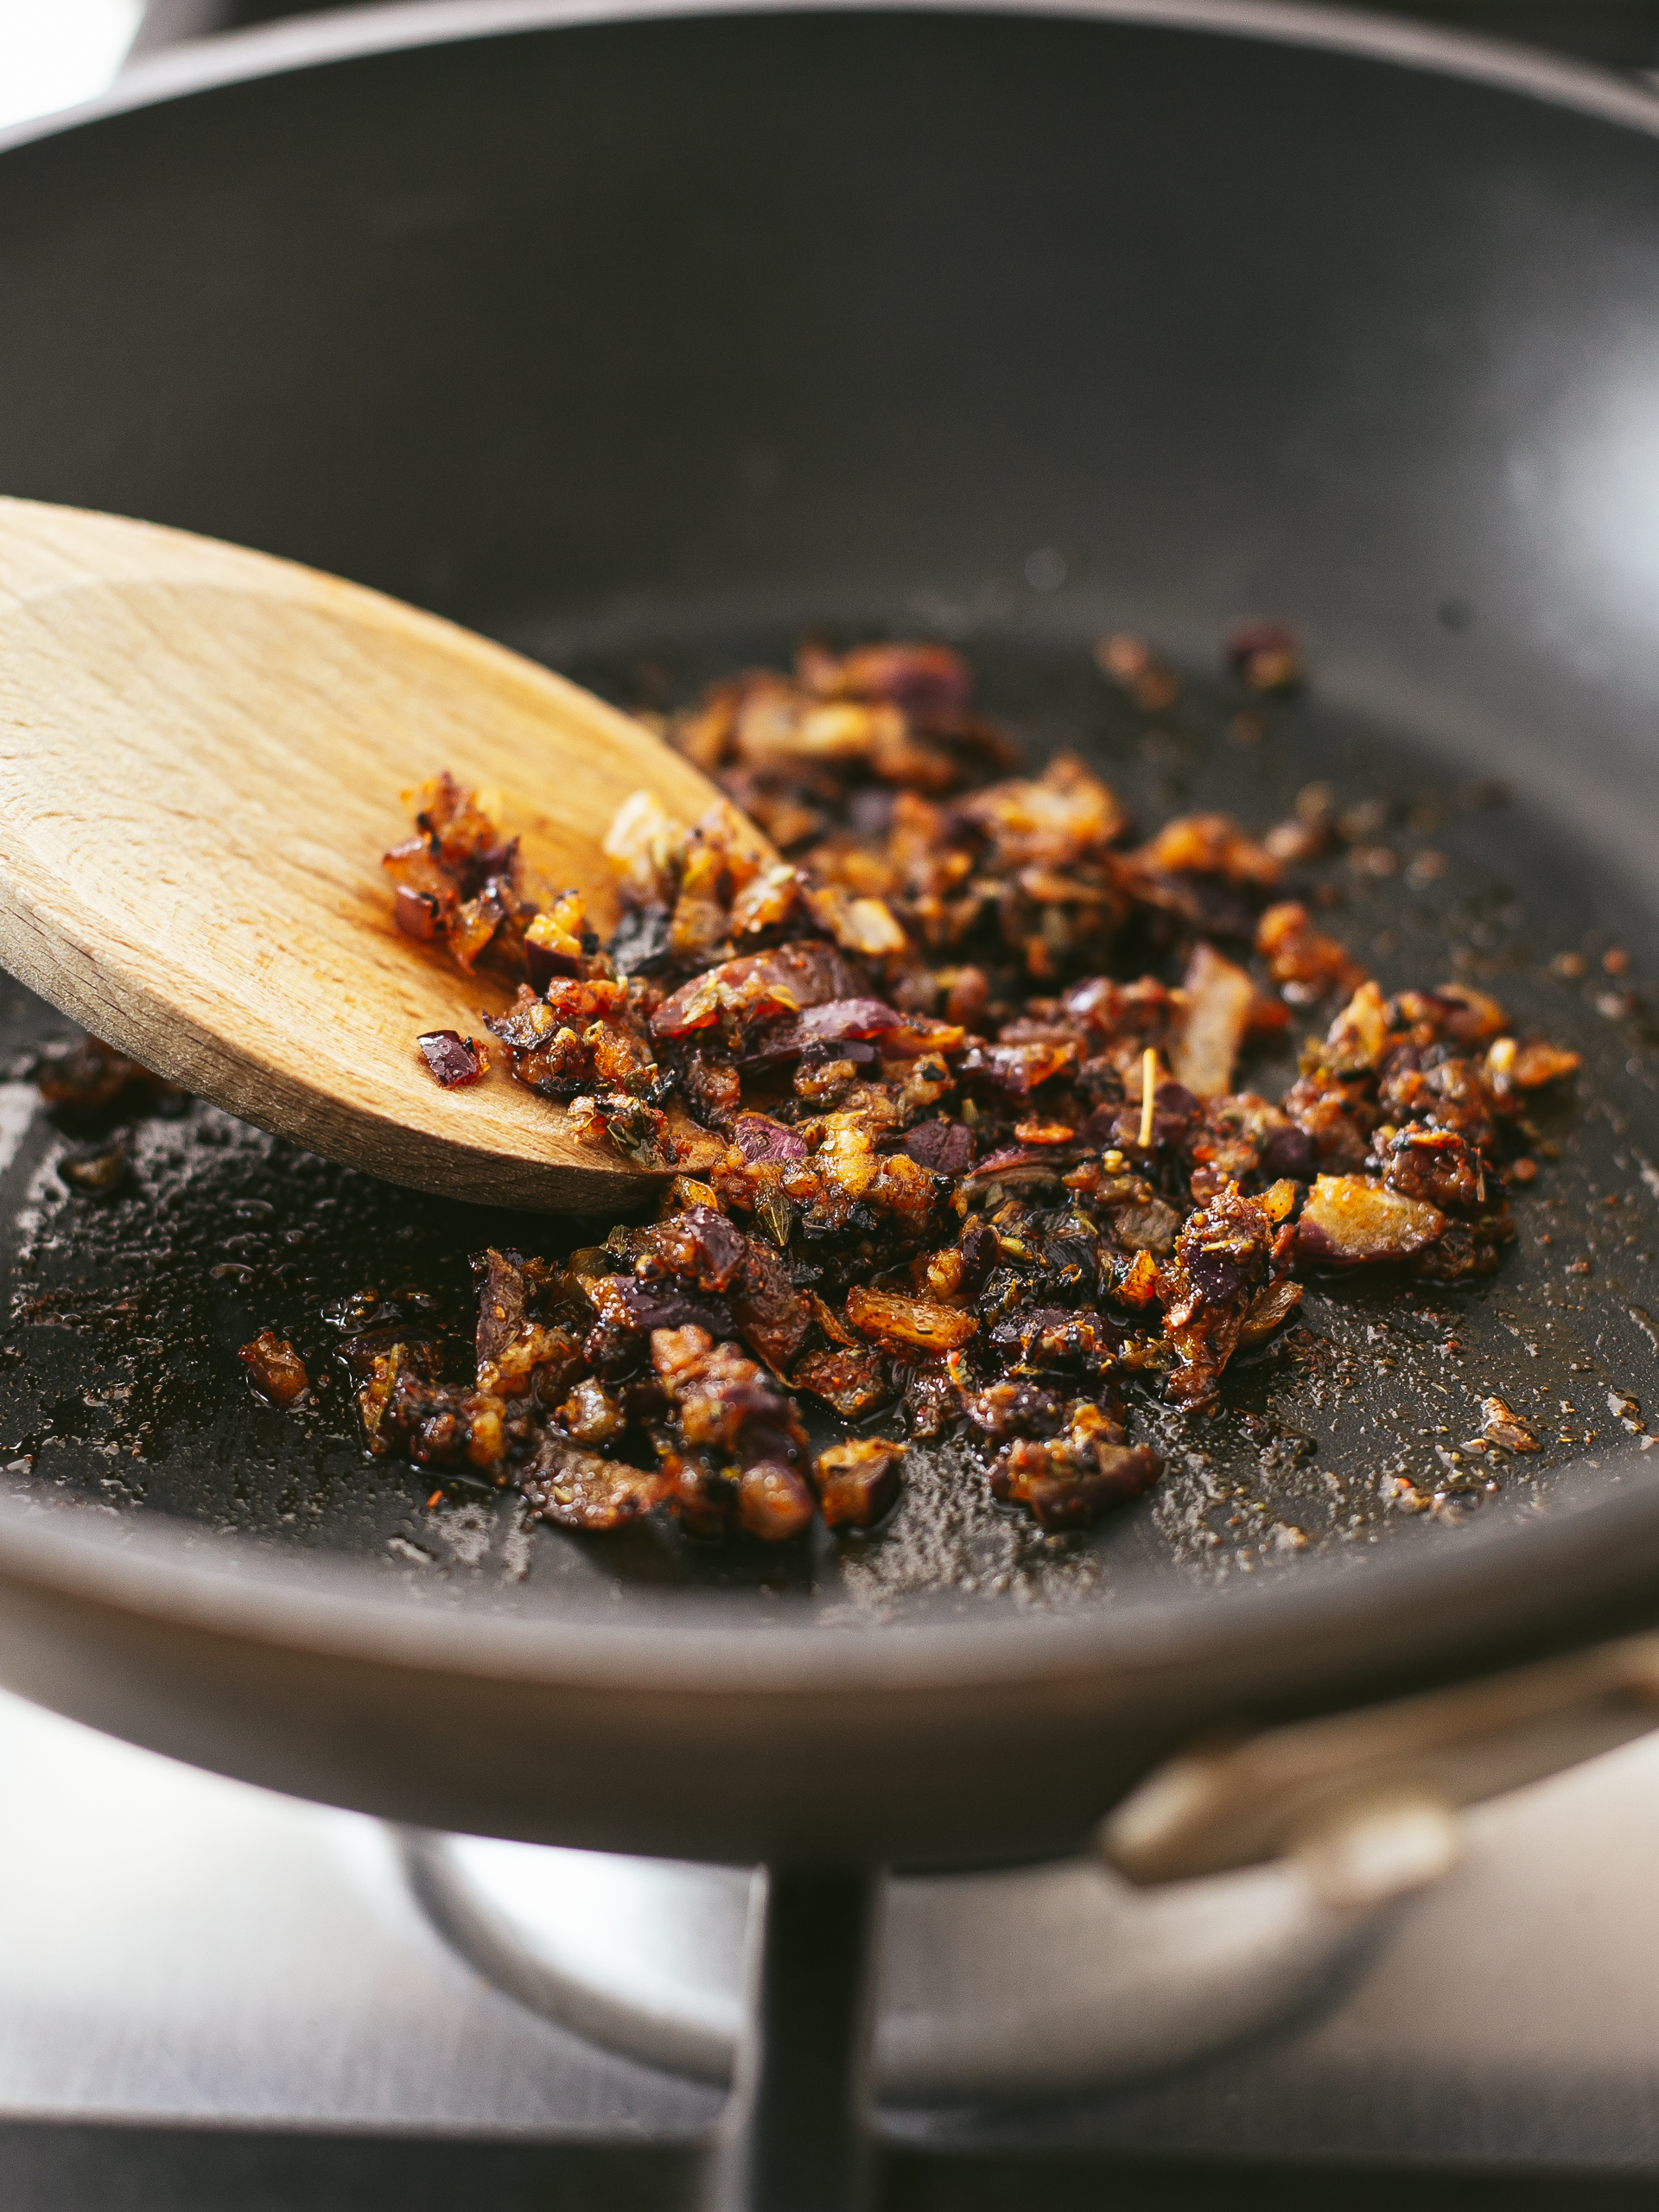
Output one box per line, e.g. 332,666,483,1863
0,498,725,1210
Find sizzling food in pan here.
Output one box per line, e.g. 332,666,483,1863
365,636,1579,1545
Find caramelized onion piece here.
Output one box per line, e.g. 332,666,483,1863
521,1436,672,1531
814,1437,906,1529
737,1459,817,1541
1256,900,1365,1006
1236,1277,1303,1348
793,1345,893,1419
416,1030,489,1088
238,1332,309,1408
1295,1174,1446,1267
845,1287,979,1354
35,1035,159,1109
1509,1039,1582,1090
1170,941,1255,1101
1480,1395,1540,1452
990,1403,1160,1531
652,943,861,1041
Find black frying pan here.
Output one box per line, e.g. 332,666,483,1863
1,0,1658,1875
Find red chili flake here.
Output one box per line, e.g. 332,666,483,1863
426,1489,445,1510
1014,1117,1077,1146
417,1030,489,1088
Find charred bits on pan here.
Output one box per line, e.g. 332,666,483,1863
373,636,1580,1545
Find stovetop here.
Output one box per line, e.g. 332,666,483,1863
3,1685,1658,2208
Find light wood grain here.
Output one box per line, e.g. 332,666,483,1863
0,499,731,1210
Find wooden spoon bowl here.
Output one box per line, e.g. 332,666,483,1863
0,499,728,1209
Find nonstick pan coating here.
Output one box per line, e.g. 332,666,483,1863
3,0,1659,1866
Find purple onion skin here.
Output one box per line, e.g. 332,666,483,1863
797,997,902,1042
973,1143,1053,1176
741,1001,897,1068
732,1112,810,1163
594,1276,736,1338
1185,1249,1250,1303
1294,1215,1432,1268
395,887,442,942
417,1031,485,1088
1260,1123,1317,1179
902,1119,976,1173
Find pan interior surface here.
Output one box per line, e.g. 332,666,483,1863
3,619,1656,1640
3,3,1659,1662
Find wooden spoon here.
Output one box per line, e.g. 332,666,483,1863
0,498,741,1211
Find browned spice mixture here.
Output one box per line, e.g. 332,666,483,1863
371,639,1580,1544
238,1329,309,1408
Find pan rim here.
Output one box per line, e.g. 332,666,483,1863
0,1442,1656,1693
3,0,1659,1702
4,0,1658,155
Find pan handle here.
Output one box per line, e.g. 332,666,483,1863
1099,1631,1659,1909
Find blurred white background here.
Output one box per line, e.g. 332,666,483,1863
0,0,142,130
